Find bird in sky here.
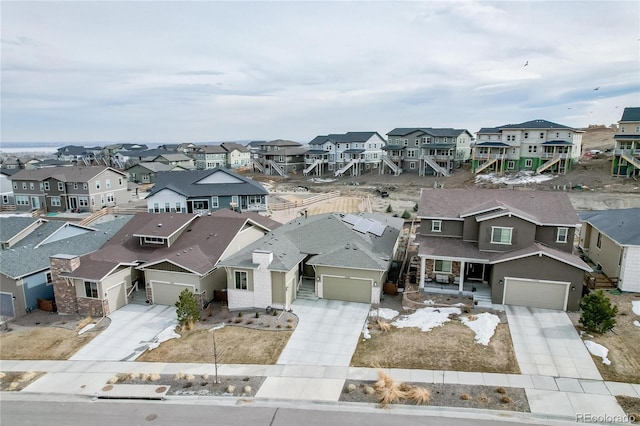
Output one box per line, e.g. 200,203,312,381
524,61,528,67
593,87,600,91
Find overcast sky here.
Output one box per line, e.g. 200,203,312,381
1,1,638,144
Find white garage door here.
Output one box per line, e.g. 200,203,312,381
106,283,127,313
151,282,193,306
503,277,570,310
322,276,371,303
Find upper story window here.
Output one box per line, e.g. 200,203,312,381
528,146,537,153
556,132,560,138
234,271,248,290
539,132,545,139
556,227,569,243
22,182,27,190
431,220,442,232
403,139,408,146
143,236,165,245
30,182,35,190
524,132,529,139
13,182,17,190
106,179,111,189
96,180,101,190
83,183,88,190
636,126,640,133
491,226,513,245
73,183,78,189
596,232,602,249
568,132,572,138
58,182,64,191
620,126,625,133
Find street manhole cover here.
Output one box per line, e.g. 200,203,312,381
102,385,113,392
155,386,167,393
145,414,157,421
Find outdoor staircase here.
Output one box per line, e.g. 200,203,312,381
423,156,449,176
474,158,498,174
129,288,149,305
303,159,321,176
335,159,358,177
382,155,402,175
536,155,561,174
473,292,493,309
251,159,265,173
621,152,640,170
296,279,318,300
268,160,288,177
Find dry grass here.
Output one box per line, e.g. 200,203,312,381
375,369,407,408
500,396,513,404
136,327,291,364
460,393,472,400
352,321,520,373
406,386,431,404
615,396,640,423
0,327,97,360
376,319,391,332
74,316,94,332
0,371,45,391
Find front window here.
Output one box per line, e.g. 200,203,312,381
153,203,160,213
431,220,442,232
524,159,533,168
46,272,52,284
84,281,99,298
106,193,114,203
16,196,29,206
164,202,170,212
96,181,101,190
79,197,89,207
434,260,452,273
212,196,219,208
234,271,248,290
556,227,569,243
491,227,512,244
51,197,61,207
176,202,182,212
106,179,111,189
58,182,64,191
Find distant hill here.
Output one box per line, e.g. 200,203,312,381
580,126,616,151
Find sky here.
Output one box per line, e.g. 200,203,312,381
1,1,639,145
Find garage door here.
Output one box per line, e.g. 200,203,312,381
322,276,371,303
106,283,127,313
151,282,193,306
503,277,569,310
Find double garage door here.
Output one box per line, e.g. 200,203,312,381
503,277,570,311
151,282,193,306
322,276,371,304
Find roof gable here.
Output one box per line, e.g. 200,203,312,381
195,169,245,184
620,107,640,122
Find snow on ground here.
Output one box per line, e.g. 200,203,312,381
632,301,640,316
633,320,640,327
460,313,500,345
475,171,555,186
392,307,461,332
584,340,611,365
362,323,371,340
370,308,399,320
77,323,96,335
147,325,181,350
423,300,436,305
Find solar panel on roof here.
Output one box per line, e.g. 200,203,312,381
369,222,386,237
353,218,373,234
342,214,360,225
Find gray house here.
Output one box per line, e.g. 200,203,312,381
145,168,269,214
415,189,591,311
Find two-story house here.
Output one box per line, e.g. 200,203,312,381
145,168,269,214
303,132,386,177
9,166,129,213
0,168,18,210
220,142,251,169
415,188,591,311
384,128,474,176
193,145,228,170
251,140,306,177
611,107,640,178
473,119,583,175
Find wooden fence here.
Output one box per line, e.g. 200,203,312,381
268,191,341,211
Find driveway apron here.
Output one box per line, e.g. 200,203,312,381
277,298,370,366
505,305,602,380
70,304,177,361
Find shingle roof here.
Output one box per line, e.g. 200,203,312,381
10,166,125,182
197,145,227,154
263,139,302,147
126,162,176,173
57,145,88,155
0,217,132,279
578,208,640,246
386,128,469,138
221,142,249,153
147,168,268,198
620,107,640,122
418,188,579,225
309,132,383,145
209,208,282,230
0,217,40,243
500,119,577,130
477,127,501,134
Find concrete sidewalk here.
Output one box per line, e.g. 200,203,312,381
2,360,637,422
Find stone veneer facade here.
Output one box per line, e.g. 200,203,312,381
50,254,108,317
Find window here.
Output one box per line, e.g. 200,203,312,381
212,196,219,208
106,193,114,203
528,146,537,153
539,132,544,139
79,197,88,207
51,197,61,207
234,271,248,290
13,182,17,190
431,220,442,232
46,272,52,285
596,232,602,249
100,194,105,205
30,182,35,190
524,132,529,139
83,183,87,190
404,139,408,146
143,236,165,244
73,183,78,189
620,126,625,133
556,132,560,138
164,202,170,212
568,132,572,138
525,159,533,168
118,178,123,186
491,227,513,244
84,281,99,298
507,160,515,170
16,196,29,206
2,195,8,204
176,202,182,212
556,227,568,243
106,179,111,189
409,162,415,169
636,126,640,133
434,260,452,273
22,182,27,190
153,203,160,213
407,150,416,158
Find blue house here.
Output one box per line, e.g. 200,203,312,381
145,168,269,214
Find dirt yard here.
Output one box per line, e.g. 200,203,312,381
568,291,640,384
615,396,640,423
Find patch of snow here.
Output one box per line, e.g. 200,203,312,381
309,178,336,183
77,323,96,335
584,340,611,365
147,325,180,350
475,171,555,186
371,308,399,320
632,301,640,316
453,303,467,307
362,324,371,340
423,299,435,305
392,307,461,332
460,313,500,346
633,320,640,327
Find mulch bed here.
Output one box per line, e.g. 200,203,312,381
340,381,530,413
112,373,265,397
195,301,298,332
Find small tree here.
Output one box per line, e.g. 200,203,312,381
401,210,411,219
413,203,419,212
175,289,201,330
386,204,393,213
579,290,618,334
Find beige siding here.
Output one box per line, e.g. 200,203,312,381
581,225,622,278
220,226,267,261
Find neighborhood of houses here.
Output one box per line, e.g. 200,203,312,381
0,108,639,323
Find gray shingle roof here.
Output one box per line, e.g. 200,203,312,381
500,119,577,130
148,168,268,197
620,107,640,122
309,132,383,145
0,217,132,279
126,162,176,173
386,128,469,138
0,217,39,243
221,142,249,153
578,208,640,246
10,166,125,182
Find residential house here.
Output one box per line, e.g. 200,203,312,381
25,159,74,169
384,128,474,176
304,132,386,177
611,107,640,177
56,145,91,163
578,208,640,293
125,162,189,184
9,166,130,213
146,168,269,214
415,189,591,311
1,157,23,170
219,213,403,310
221,142,251,169
473,119,583,175
193,145,228,170
142,153,195,169
0,216,131,321
0,168,18,210
251,140,306,177
49,211,277,317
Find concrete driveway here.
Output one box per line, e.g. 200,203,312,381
277,298,370,366
505,305,602,380
70,304,177,362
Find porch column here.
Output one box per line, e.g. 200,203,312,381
458,261,465,293
419,255,426,289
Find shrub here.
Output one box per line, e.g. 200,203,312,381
386,204,393,213
413,203,419,212
175,289,201,330
406,386,431,404
500,396,513,403
238,312,243,318
579,290,618,334
495,387,506,394
460,393,472,400
401,210,411,219
272,309,278,316
255,312,260,319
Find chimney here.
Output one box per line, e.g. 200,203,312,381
50,254,81,314
252,250,273,269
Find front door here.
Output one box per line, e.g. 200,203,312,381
30,197,40,209
466,263,485,281
68,196,78,210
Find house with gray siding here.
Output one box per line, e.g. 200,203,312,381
611,107,640,177
303,132,386,177
415,188,591,311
